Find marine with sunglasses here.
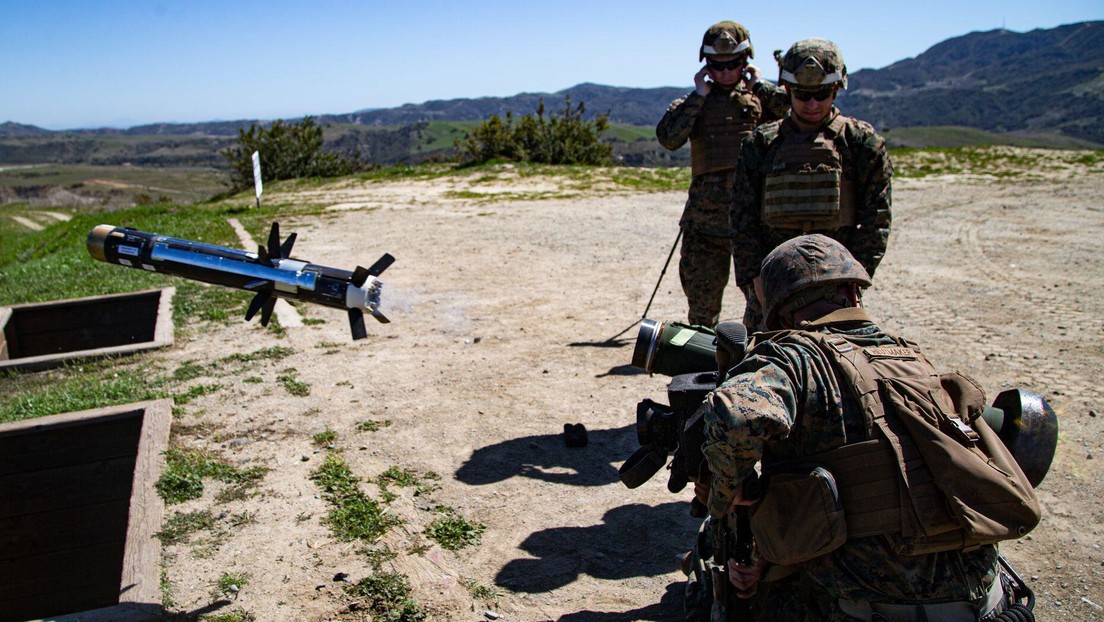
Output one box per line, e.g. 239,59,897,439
730,38,892,331
656,21,789,329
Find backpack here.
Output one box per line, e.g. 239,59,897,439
750,310,1041,563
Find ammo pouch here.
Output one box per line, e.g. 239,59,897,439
750,466,847,565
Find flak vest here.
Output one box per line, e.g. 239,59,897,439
689,88,761,177
747,308,1040,566
760,114,857,233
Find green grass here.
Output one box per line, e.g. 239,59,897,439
312,429,337,446
462,577,501,602
345,572,426,622
156,510,218,546
0,361,165,424
214,571,250,598
309,453,399,543
0,163,227,204
276,369,311,396
890,145,1104,178
377,466,441,496
884,125,1104,150
356,419,393,432
156,447,269,505
424,506,485,551
200,611,255,622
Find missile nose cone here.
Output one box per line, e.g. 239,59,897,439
87,225,116,263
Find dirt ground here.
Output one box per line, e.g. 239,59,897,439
152,158,1104,621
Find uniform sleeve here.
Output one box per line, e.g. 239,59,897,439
656,91,705,151
702,347,800,517
849,126,893,275
753,80,790,123
730,132,770,286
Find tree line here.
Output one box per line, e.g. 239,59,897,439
221,97,613,192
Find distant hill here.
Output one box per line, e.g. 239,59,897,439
2,21,1102,167
838,21,1104,145
316,83,686,128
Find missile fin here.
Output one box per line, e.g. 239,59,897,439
367,253,395,277
260,297,277,326
371,309,391,324
348,309,368,340
267,222,282,261
280,232,297,258
245,291,270,321
256,245,270,266
351,266,370,287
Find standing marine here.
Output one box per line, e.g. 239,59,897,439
656,21,789,328
730,38,892,330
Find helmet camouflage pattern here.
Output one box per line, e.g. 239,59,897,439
700,21,754,61
761,234,871,328
779,38,847,89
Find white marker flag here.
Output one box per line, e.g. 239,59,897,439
251,151,263,203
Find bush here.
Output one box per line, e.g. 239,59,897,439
221,117,360,192
460,96,613,166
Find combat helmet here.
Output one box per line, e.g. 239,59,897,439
778,38,847,89
700,21,753,61
761,234,871,329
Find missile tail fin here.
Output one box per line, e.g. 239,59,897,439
280,232,297,258
267,222,282,261
348,308,368,340
245,291,270,321
367,253,395,277
260,297,277,326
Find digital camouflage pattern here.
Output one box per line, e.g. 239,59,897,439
702,321,1001,610
658,80,788,327
759,235,872,330
679,219,739,327
730,108,891,292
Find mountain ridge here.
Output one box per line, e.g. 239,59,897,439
2,21,1102,154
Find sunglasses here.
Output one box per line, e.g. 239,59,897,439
706,58,746,72
791,86,836,102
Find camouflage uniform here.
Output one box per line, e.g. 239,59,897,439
731,38,891,331
702,237,1000,619
730,110,891,330
656,23,788,328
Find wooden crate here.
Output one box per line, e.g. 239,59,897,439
0,288,174,373
0,399,171,621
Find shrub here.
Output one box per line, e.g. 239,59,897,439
460,96,613,166
221,117,360,192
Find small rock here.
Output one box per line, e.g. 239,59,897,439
333,572,350,582
485,611,500,620
1090,410,1097,418
301,454,310,461
315,582,326,590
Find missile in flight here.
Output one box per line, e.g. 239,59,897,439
87,222,393,340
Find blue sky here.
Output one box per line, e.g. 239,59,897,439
3,1,1102,130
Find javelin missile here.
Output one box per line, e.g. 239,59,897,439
87,222,393,340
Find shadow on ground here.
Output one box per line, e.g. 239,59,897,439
455,425,644,487
495,501,698,594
